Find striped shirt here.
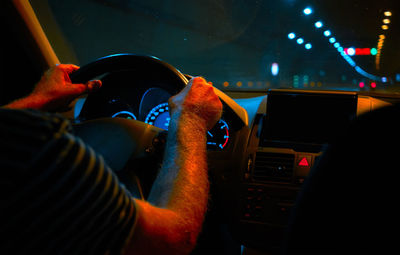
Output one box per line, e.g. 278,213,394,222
0,109,137,255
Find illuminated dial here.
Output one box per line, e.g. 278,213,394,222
112,110,137,120
207,119,229,150
145,103,229,150
145,103,171,130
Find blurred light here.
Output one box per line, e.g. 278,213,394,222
337,47,343,52
382,25,389,30
315,21,323,28
334,42,340,48
271,63,279,76
303,7,313,15
297,38,304,44
379,34,386,39
347,47,355,56
359,82,365,88
396,74,400,82
371,82,377,88
355,66,381,80
382,77,387,83
236,81,242,87
305,43,312,49
324,30,331,37
355,48,371,55
384,11,392,17
293,75,299,87
329,37,336,43
303,75,309,85
223,81,229,87
344,54,356,67
288,33,296,39
383,19,390,24
370,48,377,55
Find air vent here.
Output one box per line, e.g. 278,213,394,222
253,152,294,183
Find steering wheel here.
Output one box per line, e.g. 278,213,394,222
70,54,188,94
69,54,188,198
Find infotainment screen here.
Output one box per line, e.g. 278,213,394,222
261,91,358,145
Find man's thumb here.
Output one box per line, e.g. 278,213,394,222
86,80,102,92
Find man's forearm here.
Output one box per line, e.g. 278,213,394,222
128,112,209,255
126,77,221,255
147,111,209,244
3,94,48,110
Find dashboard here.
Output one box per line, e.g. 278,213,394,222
74,70,395,254
76,71,243,152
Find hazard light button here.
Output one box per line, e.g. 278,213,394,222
296,154,313,168
295,154,313,180
296,155,312,167
298,157,310,167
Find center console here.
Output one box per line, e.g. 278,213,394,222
238,90,358,252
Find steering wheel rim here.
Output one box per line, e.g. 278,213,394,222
70,54,187,198
70,53,188,92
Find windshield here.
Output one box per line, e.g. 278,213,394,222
32,0,399,93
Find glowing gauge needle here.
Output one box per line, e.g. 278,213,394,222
205,119,229,151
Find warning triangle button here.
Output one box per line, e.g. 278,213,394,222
298,157,309,167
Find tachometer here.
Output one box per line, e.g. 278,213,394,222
112,110,137,120
207,119,230,150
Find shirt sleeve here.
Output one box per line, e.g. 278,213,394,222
0,109,137,255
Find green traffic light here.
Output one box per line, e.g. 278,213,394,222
370,48,377,55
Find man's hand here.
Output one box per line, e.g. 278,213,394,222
30,64,101,111
168,77,222,130
3,64,101,111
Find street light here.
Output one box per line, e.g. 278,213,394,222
315,21,323,28
303,7,313,15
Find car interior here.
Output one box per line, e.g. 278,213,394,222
1,0,400,254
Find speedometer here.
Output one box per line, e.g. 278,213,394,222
145,103,230,150
145,103,171,130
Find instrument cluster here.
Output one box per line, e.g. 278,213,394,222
108,87,230,151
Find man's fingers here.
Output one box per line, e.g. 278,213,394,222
67,80,101,96
52,64,80,83
86,80,102,92
186,77,207,89
58,64,80,74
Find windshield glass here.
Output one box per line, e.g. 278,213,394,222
32,0,399,93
